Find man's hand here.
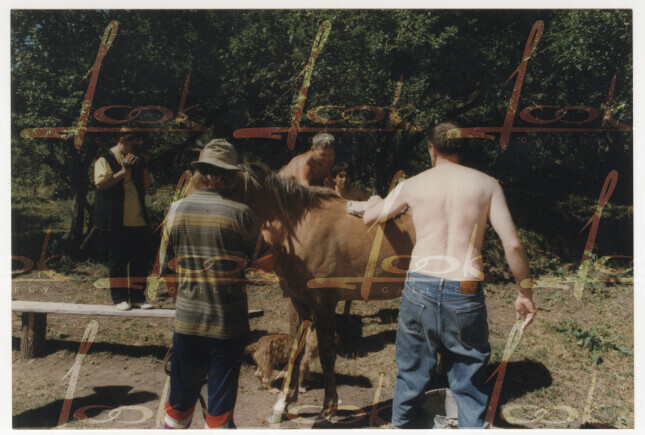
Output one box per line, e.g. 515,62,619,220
123,153,136,170
362,195,384,225
515,293,536,330
366,195,383,207
346,200,368,217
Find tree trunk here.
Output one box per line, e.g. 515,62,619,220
65,188,87,257
21,312,47,358
64,140,98,258
372,134,389,195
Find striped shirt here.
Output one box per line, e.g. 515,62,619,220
161,189,260,339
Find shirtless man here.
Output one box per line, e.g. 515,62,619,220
279,132,335,187
277,133,335,337
269,133,336,246
363,122,536,428
332,161,370,201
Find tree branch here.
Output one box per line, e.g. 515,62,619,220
41,152,72,185
444,87,486,121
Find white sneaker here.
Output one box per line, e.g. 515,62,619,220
116,301,131,311
133,301,154,309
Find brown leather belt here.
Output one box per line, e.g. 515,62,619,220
459,281,480,294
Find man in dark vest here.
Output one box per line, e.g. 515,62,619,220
94,130,153,310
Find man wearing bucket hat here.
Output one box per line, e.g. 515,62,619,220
94,128,153,311
162,139,261,429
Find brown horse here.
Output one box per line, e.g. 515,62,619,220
237,162,416,417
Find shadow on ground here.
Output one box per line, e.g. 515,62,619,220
12,386,158,429
12,336,170,359
300,372,372,391
299,359,552,429
366,308,399,324
485,358,553,428
336,313,398,358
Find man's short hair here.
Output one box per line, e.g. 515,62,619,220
118,123,145,146
331,161,352,178
428,122,462,156
312,133,336,149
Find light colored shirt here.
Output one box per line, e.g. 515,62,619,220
94,145,147,227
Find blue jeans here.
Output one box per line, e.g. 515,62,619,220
391,271,491,428
166,332,245,428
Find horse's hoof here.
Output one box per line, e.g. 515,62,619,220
264,411,287,424
269,388,281,394
322,399,340,410
312,414,335,428
298,386,307,394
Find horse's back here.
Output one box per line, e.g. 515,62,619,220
284,200,416,301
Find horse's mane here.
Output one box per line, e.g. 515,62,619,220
241,162,339,236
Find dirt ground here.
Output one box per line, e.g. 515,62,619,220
11,266,634,429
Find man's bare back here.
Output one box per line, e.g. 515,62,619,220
279,150,329,186
279,135,335,187
380,162,498,280
363,122,534,329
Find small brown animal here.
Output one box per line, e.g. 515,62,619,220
245,330,325,393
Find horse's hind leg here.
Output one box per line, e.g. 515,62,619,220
342,300,352,319
288,295,304,339
312,297,339,417
282,297,312,408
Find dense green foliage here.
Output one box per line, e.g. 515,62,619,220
11,10,632,261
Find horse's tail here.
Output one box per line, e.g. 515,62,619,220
244,341,259,355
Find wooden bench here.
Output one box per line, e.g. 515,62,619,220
12,300,263,359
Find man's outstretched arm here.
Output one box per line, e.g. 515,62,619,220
363,182,408,226
489,181,536,330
